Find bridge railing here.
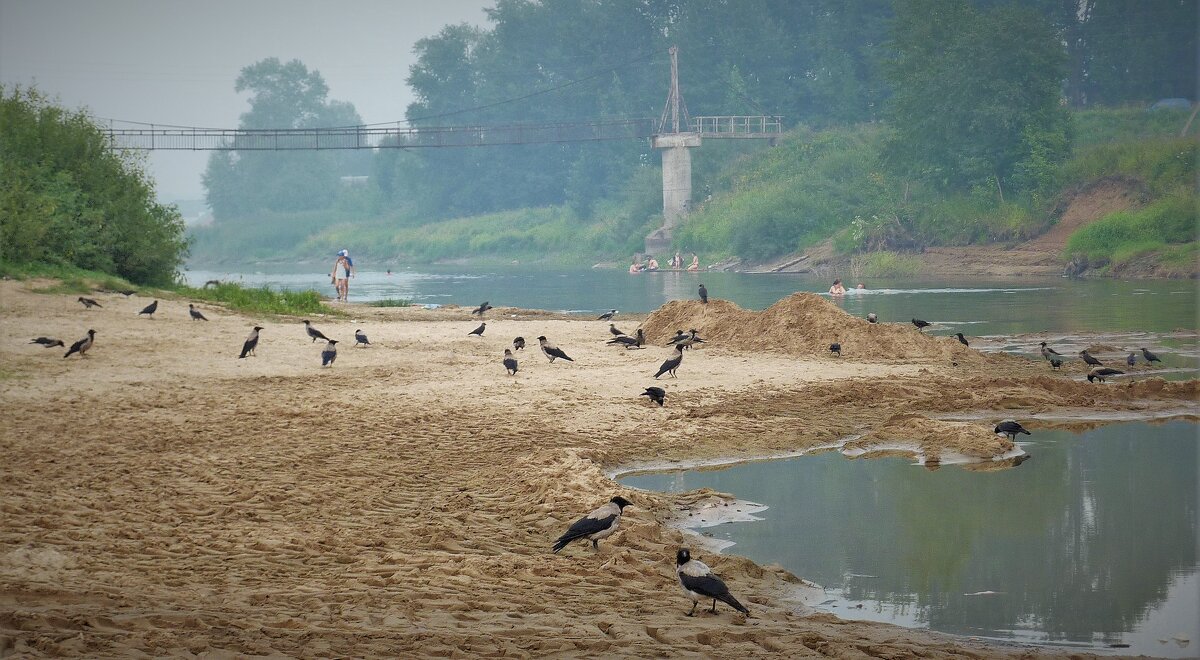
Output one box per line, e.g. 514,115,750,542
691,115,782,138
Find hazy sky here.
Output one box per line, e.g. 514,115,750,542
0,0,492,201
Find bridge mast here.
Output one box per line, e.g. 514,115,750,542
646,46,702,255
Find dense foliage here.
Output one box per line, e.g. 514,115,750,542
0,86,187,284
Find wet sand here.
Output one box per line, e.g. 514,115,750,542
1,282,1196,657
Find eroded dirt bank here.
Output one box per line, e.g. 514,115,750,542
1,284,1195,657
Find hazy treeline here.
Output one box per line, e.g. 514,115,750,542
1,86,187,284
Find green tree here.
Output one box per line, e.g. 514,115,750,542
882,0,1071,195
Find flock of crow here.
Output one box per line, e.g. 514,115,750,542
31,281,1172,618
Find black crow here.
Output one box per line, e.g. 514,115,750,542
866,313,877,324
239,326,263,358
63,329,95,358
912,318,930,332
552,496,631,553
829,342,841,357
77,296,102,309
503,348,518,375
303,320,329,343
676,548,749,617
608,328,645,349
188,304,208,321
1079,350,1103,367
1049,358,1063,370
538,336,573,363
1087,367,1123,383
641,386,666,406
598,309,617,321
609,324,627,337
698,284,708,304
138,300,158,318
1039,342,1061,361
994,420,1031,442
321,339,338,367
116,289,136,297
471,301,493,316
954,332,969,347
513,336,526,351
203,280,220,288
30,337,64,348
654,344,684,379
1141,347,1161,363
355,329,370,347
469,322,486,337
1127,352,1137,367
665,329,688,345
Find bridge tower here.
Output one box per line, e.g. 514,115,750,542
645,46,700,254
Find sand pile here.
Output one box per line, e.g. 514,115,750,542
642,293,982,362
844,413,1014,462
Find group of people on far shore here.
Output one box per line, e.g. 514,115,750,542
629,251,700,274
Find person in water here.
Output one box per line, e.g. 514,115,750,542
672,252,683,269
331,249,355,301
829,278,846,295
687,253,700,271
647,256,660,271
629,257,643,274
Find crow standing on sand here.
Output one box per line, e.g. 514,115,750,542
641,386,666,407
654,344,684,379
829,342,841,357
1049,358,1063,370
598,309,617,321
538,336,574,363
676,548,750,617
355,329,370,347
698,284,708,304
608,328,645,349
469,322,486,337
994,420,1031,442
471,301,493,316
1080,350,1103,367
63,329,95,358
866,313,877,324
30,337,65,348
303,320,329,343
665,329,688,345
954,333,969,347
1127,352,1137,367
609,324,627,337
513,336,526,351
138,300,158,319
1087,367,1123,383
77,297,102,309
1141,347,1161,364
552,496,632,553
188,304,208,321
674,329,705,350
912,318,931,332
239,326,263,358
321,339,338,367
503,348,519,375
1039,342,1061,361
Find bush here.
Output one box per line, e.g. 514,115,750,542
1065,191,1198,265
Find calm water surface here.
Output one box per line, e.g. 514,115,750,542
620,421,1199,656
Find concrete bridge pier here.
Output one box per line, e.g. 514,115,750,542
645,132,702,254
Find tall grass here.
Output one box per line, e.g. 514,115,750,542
1064,191,1197,266
0,260,137,293
172,282,335,316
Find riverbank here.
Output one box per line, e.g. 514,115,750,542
1,280,1196,657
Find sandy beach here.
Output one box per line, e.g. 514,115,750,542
1,281,1196,658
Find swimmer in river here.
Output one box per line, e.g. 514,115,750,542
829,279,846,296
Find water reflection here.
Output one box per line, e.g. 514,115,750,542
619,421,1199,655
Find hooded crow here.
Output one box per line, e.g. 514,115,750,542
513,336,526,351
117,289,136,296
321,339,338,367
954,332,969,347
609,323,627,337
304,320,329,343
676,548,749,616
139,300,158,318
674,329,705,350
654,344,684,379
1087,367,1123,383
63,329,95,358
30,337,64,348
1039,342,1061,361
503,348,518,375
598,309,617,321
912,318,930,332
641,386,666,406
538,336,573,363
1127,352,1137,367
866,313,877,324
355,329,370,347
608,328,645,349
1049,358,1063,370
1079,350,1103,367
665,329,688,346
77,297,102,309
469,322,486,337
471,301,493,316
1141,347,1161,363
188,304,208,321
239,326,263,358
698,284,708,304
829,342,841,357
994,420,1031,442
552,496,631,553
